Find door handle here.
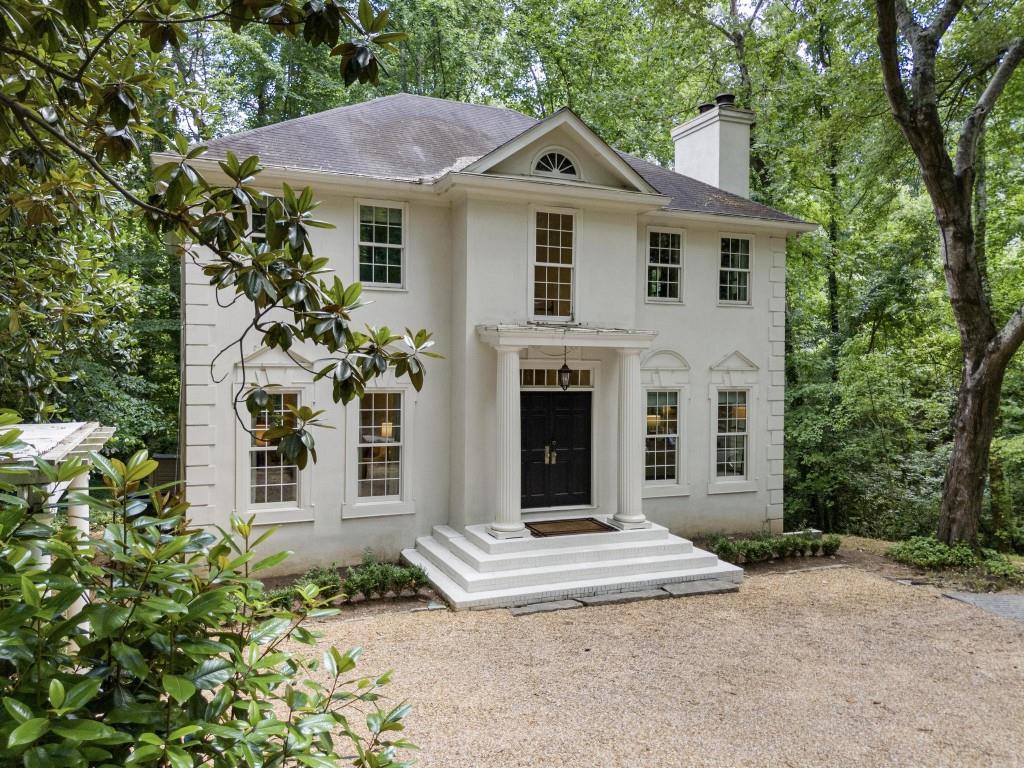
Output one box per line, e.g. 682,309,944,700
544,445,551,465
550,447,557,464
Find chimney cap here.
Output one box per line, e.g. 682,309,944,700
697,102,715,114
714,92,737,106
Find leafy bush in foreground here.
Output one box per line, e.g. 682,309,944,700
0,426,414,767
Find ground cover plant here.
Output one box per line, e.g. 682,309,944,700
887,535,1024,587
0,419,414,768
709,533,841,566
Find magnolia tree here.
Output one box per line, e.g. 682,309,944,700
0,412,415,766
0,0,437,467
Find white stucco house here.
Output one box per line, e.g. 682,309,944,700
163,92,814,608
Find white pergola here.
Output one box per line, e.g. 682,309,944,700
4,421,115,568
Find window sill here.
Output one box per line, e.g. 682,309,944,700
247,507,315,525
707,480,758,495
717,301,754,309
362,284,408,293
342,498,416,519
644,297,685,306
642,483,691,499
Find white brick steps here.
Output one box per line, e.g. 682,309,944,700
402,518,742,610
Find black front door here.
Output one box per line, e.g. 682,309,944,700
521,391,592,509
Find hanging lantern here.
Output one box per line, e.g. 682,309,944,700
558,362,572,391
558,344,572,391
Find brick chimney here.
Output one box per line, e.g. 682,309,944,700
671,93,755,198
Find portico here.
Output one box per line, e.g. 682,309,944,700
476,323,659,537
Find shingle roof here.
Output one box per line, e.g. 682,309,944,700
203,92,804,224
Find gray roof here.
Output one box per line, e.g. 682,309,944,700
204,92,803,224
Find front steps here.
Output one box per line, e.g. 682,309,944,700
402,519,742,610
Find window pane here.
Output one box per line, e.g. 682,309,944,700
358,205,403,285
250,392,299,504
357,392,402,498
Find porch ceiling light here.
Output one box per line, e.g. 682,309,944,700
558,345,572,391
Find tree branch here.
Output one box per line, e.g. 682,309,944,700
926,0,966,41
955,38,1024,175
875,0,914,124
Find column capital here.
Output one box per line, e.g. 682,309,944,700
494,344,524,354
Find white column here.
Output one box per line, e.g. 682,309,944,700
68,470,91,617
612,348,649,529
489,346,529,539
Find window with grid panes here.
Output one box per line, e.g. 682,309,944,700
645,391,679,482
719,237,750,303
357,392,403,498
250,392,299,504
716,390,748,477
358,204,404,286
647,230,682,300
533,210,574,318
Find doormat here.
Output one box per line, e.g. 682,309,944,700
525,517,616,537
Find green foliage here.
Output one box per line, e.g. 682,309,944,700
887,536,1024,585
0,432,415,767
0,0,435,470
265,563,345,608
709,533,841,565
342,550,428,600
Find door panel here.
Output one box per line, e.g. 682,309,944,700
521,391,592,509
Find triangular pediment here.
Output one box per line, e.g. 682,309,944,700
240,345,313,368
463,109,657,194
710,350,759,372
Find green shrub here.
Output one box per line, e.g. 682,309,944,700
342,550,428,599
295,563,343,600
821,535,842,556
791,537,809,556
888,536,978,569
712,538,739,564
0,434,414,768
770,537,790,560
808,538,822,556
740,539,772,563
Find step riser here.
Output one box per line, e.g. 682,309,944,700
445,537,693,572
403,548,743,610
415,537,719,592
462,523,672,554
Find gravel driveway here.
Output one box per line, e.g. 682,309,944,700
306,567,1024,767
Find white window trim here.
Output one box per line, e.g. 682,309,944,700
342,382,417,519
708,384,758,494
233,371,316,525
642,385,691,498
353,198,409,292
644,226,685,305
530,146,582,181
528,205,579,322
519,358,596,390
717,232,755,308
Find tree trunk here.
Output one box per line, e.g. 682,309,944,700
938,363,1005,544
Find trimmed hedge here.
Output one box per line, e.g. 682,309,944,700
709,533,841,565
887,536,1024,584
263,551,429,607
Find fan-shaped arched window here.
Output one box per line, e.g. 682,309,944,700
534,151,578,178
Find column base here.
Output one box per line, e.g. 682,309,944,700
606,516,652,531
487,524,531,540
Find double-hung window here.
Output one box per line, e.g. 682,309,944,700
250,392,299,505
715,390,748,478
357,392,403,498
532,210,574,319
646,229,683,301
719,236,751,304
358,203,404,287
645,390,679,482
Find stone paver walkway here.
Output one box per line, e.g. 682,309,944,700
945,591,1024,623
